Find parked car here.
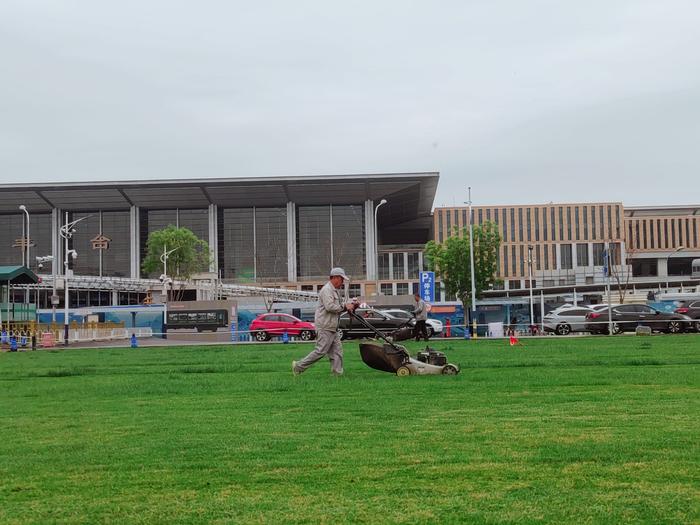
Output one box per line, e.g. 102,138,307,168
379,309,444,337
543,306,594,335
249,313,316,342
674,300,700,332
585,304,691,334
338,308,410,339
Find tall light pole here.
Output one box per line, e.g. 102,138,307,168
59,213,89,345
19,205,30,268
374,199,387,299
528,245,534,329
160,245,178,339
467,187,477,338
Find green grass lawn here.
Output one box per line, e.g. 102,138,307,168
1,335,699,524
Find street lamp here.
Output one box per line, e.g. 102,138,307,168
466,187,476,338
160,245,178,339
528,245,534,329
374,199,387,298
19,205,30,268
59,213,89,345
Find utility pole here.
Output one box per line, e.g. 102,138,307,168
528,245,534,328
467,187,477,338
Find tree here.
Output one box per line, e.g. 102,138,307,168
142,225,212,299
610,245,635,304
424,221,502,314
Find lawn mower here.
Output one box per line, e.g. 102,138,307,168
347,310,459,376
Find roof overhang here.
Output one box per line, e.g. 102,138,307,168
0,266,39,284
0,172,439,226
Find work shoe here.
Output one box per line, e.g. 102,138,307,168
292,360,300,376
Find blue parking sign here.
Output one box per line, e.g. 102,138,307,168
420,271,435,302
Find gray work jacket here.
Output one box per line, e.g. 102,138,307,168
314,281,345,332
413,299,428,321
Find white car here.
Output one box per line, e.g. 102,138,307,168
379,309,444,337
543,306,594,335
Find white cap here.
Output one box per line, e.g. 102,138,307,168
330,267,349,280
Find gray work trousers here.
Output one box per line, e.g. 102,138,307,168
294,329,344,375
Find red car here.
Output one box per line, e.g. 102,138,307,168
249,313,316,342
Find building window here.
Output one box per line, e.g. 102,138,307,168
585,276,594,284
567,206,572,240
511,245,517,275
518,208,524,242
591,205,596,240
543,245,549,270
446,210,452,237
560,244,573,269
380,283,393,295
301,285,314,291
396,283,409,295
671,219,676,247
407,252,420,279
526,208,532,241
599,206,605,239
558,207,564,241
486,208,491,222
438,212,443,243
462,210,467,230
635,221,640,250
583,206,588,240
378,253,390,280
593,243,605,266
509,280,521,290
642,220,648,249
348,283,361,297
534,208,540,241
510,209,516,242
519,245,525,276
478,209,483,225
550,208,556,241
576,243,589,267
632,259,658,277
503,246,509,277
543,279,554,288
502,209,508,241
392,252,404,279
535,245,541,271
607,206,613,238
542,208,548,241
575,207,580,240
650,220,655,248
616,206,621,238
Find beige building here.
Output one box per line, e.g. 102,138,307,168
434,202,626,291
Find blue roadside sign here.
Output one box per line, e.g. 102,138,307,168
602,249,609,277
420,271,435,302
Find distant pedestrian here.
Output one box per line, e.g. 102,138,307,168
292,268,358,376
412,293,429,341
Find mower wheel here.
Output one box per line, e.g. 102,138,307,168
396,366,411,377
442,364,459,375
254,331,270,342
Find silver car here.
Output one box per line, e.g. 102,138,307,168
543,306,594,335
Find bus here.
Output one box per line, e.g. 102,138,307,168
167,309,229,332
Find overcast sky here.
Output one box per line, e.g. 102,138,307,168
1,1,698,207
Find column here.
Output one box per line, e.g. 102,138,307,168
287,202,297,282
51,208,61,276
130,206,140,279
364,200,376,280
208,204,218,274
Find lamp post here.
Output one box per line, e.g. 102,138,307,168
36,256,56,322
467,187,477,338
59,213,89,345
160,245,178,339
528,245,534,328
19,205,30,268
374,199,387,299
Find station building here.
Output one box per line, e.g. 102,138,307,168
0,173,438,308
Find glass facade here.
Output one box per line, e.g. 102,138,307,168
392,253,404,279
0,213,52,273
220,208,255,281
331,205,365,279
69,211,130,277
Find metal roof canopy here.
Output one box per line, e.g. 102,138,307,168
0,173,439,226
0,266,39,285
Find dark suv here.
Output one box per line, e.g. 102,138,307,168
586,304,691,334
337,309,410,339
675,300,700,332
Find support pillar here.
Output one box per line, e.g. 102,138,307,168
364,200,376,280
287,202,297,282
130,206,140,279
208,204,218,274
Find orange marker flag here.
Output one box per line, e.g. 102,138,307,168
509,335,522,346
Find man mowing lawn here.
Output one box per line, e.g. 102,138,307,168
292,267,359,376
